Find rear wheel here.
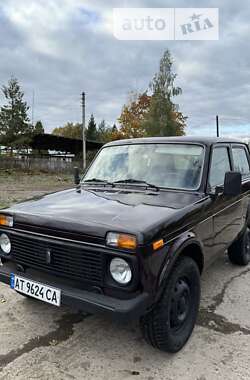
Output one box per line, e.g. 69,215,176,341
228,228,250,266
140,256,200,353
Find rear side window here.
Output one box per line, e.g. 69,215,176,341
232,147,250,178
209,147,231,188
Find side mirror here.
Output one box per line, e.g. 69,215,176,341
223,171,242,196
74,167,80,185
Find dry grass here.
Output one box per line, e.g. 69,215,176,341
0,170,73,209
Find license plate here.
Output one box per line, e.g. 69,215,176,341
10,273,61,307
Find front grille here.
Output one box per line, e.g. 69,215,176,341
11,233,104,286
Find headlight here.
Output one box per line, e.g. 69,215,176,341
110,258,132,285
106,232,137,250
0,234,11,254
0,215,13,227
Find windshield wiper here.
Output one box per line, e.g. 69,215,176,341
83,178,159,191
82,178,114,186
113,179,159,191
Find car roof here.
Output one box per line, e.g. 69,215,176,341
104,136,245,147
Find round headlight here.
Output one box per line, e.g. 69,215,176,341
0,234,11,254
110,258,132,285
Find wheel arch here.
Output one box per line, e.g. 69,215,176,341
158,234,204,299
180,242,204,274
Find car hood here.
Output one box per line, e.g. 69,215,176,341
5,187,203,243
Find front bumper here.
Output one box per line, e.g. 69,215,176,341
0,261,150,321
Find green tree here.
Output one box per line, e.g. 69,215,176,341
97,120,106,136
101,124,122,142
86,114,97,141
143,50,186,136
97,120,118,142
97,119,106,141
0,77,32,151
52,122,82,139
33,120,44,135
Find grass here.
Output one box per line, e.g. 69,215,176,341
0,170,73,209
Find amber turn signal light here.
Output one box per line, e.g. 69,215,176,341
0,215,13,228
153,239,164,251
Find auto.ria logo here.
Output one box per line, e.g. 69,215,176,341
113,8,219,41
181,13,213,35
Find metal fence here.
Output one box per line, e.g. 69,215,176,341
0,157,82,174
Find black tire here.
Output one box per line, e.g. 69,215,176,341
228,228,250,266
140,256,200,353
247,203,250,229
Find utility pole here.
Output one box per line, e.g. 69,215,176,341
216,115,219,137
31,90,35,126
81,92,86,170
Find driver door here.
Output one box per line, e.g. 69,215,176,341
208,144,244,256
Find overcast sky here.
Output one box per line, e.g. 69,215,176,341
0,0,249,139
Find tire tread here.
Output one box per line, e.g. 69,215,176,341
228,228,250,266
140,256,200,352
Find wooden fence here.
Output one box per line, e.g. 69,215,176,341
0,157,82,174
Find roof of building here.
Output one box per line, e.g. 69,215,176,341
31,133,103,153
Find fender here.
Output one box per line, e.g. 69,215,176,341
156,231,204,303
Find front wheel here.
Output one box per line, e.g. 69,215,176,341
140,256,200,353
228,228,250,266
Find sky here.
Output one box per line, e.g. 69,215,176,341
0,0,249,140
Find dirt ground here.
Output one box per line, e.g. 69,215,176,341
0,171,72,209
0,172,250,380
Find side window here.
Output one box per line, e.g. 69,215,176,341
209,147,231,188
232,147,250,178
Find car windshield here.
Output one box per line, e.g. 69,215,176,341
83,143,205,190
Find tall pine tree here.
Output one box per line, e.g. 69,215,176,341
33,120,44,135
86,114,97,141
0,77,32,151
